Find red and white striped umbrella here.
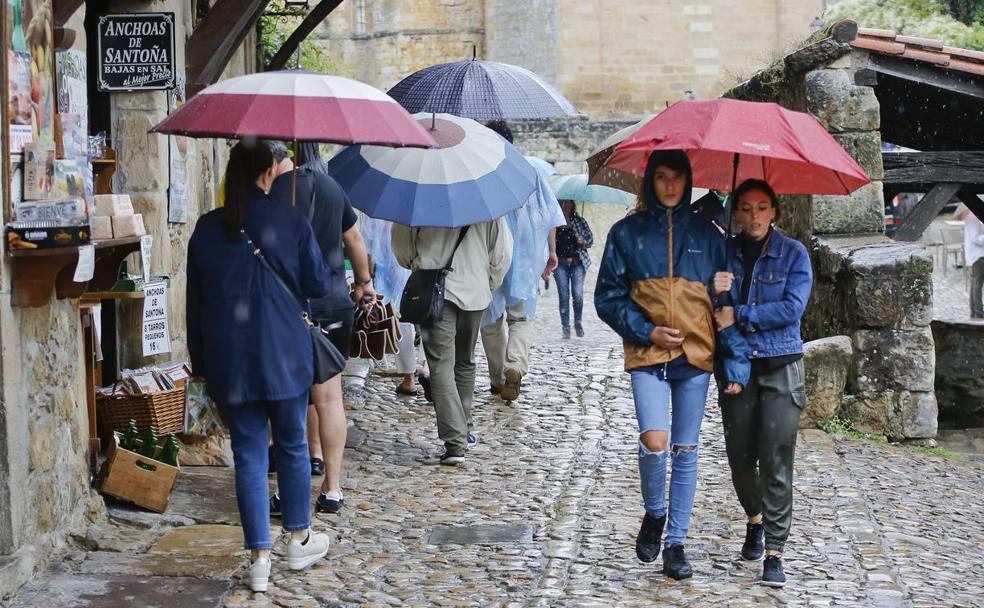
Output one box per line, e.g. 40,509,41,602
150,70,436,148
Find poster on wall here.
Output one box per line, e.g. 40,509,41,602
167,74,188,223
6,0,56,154
55,6,91,198
97,13,175,92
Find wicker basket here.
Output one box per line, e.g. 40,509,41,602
98,386,186,437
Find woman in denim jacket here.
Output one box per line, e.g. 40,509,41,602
713,179,813,588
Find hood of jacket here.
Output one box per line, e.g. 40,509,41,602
641,149,694,227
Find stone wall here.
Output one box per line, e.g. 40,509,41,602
508,116,640,175
931,319,984,421
0,2,254,599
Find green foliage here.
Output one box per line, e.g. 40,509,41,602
824,0,984,50
258,1,336,72
909,444,961,459
817,417,887,443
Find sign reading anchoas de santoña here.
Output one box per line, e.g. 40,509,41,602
98,13,175,92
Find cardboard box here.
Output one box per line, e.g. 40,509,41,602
93,194,134,217
100,433,179,513
6,221,91,250
91,216,113,240
112,213,145,237
14,198,87,223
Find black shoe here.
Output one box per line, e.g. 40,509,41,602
635,513,665,563
269,493,281,516
662,544,693,580
467,433,478,446
762,555,786,587
440,448,465,465
310,457,325,477
490,385,501,395
315,492,344,514
575,324,584,338
741,523,765,561
418,372,433,403
395,384,418,396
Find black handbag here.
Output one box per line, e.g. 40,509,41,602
399,226,470,326
241,230,346,384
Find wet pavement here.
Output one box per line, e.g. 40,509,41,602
10,206,984,607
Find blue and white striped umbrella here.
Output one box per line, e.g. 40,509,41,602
325,113,536,227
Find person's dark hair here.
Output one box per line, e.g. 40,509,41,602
637,149,692,212
733,178,781,221
485,120,514,143
262,139,289,162
222,140,274,237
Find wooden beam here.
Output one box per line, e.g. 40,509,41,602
957,191,984,225
869,54,984,100
883,152,984,185
186,0,272,96
266,0,344,71
53,0,85,25
892,182,962,242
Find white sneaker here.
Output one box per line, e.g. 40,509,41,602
247,556,271,592
286,531,330,570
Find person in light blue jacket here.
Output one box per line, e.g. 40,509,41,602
712,178,813,589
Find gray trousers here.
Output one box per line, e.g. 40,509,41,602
720,358,806,553
420,302,483,452
480,301,534,388
971,258,984,318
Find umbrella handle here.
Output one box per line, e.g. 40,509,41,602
725,152,739,239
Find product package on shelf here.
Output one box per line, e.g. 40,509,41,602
112,213,146,237
14,198,87,223
90,215,113,240
6,219,91,250
92,194,134,217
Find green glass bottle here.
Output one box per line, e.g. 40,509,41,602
121,419,139,451
140,426,159,459
159,434,180,467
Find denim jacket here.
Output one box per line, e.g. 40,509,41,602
727,228,813,359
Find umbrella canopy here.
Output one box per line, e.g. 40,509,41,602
150,70,436,147
325,113,536,228
549,174,636,206
586,114,655,195
605,99,870,195
387,60,578,120
525,155,556,179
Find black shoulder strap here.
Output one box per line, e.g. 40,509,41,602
307,172,317,223
444,225,470,271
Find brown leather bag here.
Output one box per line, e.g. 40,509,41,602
350,295,402,361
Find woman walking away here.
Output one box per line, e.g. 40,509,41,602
187,140,333,593
595,150,749,580
554,200,593,338
713,179,813,588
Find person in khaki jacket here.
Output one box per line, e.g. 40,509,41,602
392,218,513,464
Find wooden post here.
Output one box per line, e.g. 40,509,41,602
892,182,962,242
186,0,271,96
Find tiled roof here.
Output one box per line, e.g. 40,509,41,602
850,27,984,77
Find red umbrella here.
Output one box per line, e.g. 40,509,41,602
151,70,436,148
604,98,870,195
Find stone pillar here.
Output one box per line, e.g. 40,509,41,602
931,319,984,422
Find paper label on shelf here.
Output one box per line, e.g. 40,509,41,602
141,281,171,357
73,245,95,282
140,234,153,282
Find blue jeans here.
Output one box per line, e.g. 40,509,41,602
221,392,311,549
630,369,710,547
554,259,585,330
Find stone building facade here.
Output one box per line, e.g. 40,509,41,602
0,1,251,598
315,0,826,116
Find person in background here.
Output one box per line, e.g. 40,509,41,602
713,178,813,588
554,200,593,339
187,140,332,593
956,204,984,318
480,120,563,401
266,141,375,516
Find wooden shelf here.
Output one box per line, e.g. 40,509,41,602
9,236,142,307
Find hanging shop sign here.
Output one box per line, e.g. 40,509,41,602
97,13,175,92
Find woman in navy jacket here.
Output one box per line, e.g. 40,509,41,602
713,179,813,588
187,141,333,592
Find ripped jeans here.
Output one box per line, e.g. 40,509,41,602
630,368,710,547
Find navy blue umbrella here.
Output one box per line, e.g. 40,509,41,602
387,60,578,120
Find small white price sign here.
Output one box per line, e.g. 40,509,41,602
140,234,153,282
141,281,171,357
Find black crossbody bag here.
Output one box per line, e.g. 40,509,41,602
241,229,346,384
399,226,470,326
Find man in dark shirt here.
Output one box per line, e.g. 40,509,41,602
267,141,374,516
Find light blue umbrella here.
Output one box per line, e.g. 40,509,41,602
524,155,556,179
548,173,635,206
325,113,536,227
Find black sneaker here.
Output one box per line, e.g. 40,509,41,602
269,493,281,516
762,555,786,587
635,513,665,563
315,492,344,514
418,372,434,403
466,433,478,446
741,522,765,561
662,544,693,580
310,457,325,477
440,448,465,465
575,324,584,338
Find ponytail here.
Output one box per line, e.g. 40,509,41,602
222,141,274,237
